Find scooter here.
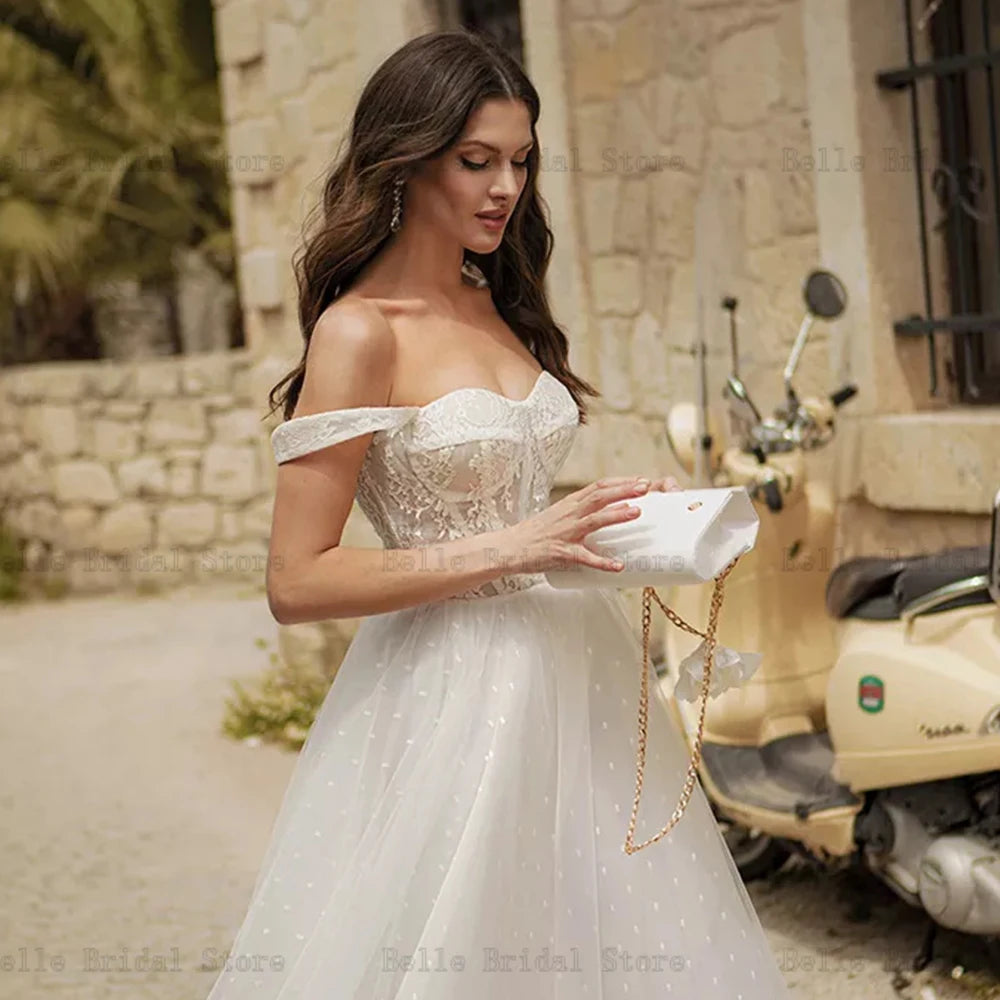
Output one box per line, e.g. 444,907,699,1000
655,269,1000,964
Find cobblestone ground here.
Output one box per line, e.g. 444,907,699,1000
1,583,998,1000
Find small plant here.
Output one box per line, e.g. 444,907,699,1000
39,575,70,600
134,577,164,597
0,518,24,602
221,649,332,752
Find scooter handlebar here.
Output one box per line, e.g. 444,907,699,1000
761,478,783,512
830,383,858,408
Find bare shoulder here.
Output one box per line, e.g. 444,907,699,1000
309,297,396,369
296,298,397,413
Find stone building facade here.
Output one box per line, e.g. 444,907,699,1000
1,0,997,642
216,0,1000,548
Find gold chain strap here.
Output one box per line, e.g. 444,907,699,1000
622,557,740,855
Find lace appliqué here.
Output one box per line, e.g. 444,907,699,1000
270,373,580,601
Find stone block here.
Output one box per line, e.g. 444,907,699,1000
709,23,781,127
96,502,154,552
596,316,634,411
92,419,141,462
202,443,259,500
240,248,286,310
614,176,650,252
181,354,234,395
574,101,617,175
241,496,275,537
569,22,620,103
158,501,219,547
631,310,673,417
581,175,618,254
53,461,119,505
134,360,181,398
265,21,308,98
651,170,699,256
227,118,282,187
591,256,642,315
616,4,655,85
118,455,169,498
168,462,198,498
216,0,263,66
195,538,271,583
60,506,98,550
24,404,79,457
145,399,208,446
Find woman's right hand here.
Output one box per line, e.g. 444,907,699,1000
501,476,651,576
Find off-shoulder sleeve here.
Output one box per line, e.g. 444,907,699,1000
270,406,418,464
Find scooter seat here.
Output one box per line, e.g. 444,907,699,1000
825,545,992,620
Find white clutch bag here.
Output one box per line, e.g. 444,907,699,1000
544,486,760,589
544,486,764,857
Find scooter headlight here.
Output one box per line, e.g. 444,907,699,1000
982,705,1000,735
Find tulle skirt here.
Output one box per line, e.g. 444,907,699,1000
205,580,792,999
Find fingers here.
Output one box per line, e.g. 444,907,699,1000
586,479,650,508
582,500,642,533
571,543,625,573
595,476,649,487
586,475,682,502
651,475,683,492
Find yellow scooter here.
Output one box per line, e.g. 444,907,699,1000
657,269,1000,966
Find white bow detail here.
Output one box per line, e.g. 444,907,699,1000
672,640,762,703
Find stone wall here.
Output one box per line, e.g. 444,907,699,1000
561,0,826,486
213,0,439,356
0,352,277,595
5,1,996,615
210,0,829,495
800,0,999,548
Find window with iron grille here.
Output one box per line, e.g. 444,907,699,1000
877,0,1000,402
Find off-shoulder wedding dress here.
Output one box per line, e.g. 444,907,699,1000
205,369,792,999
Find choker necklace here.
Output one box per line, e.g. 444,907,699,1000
461,260,489,289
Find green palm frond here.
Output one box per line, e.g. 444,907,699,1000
0,0,230,303
0,198,95,292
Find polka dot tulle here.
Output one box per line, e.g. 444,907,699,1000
205,378,792,998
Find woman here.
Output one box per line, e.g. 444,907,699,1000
207,29,792,999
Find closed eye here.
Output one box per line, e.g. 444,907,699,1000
461,157,529,171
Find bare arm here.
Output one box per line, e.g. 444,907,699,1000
271,531,522,624
265,301,527,624
267,302,654,624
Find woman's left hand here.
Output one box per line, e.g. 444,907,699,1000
648,476,683,492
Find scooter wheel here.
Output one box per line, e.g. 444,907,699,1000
714,809,791,881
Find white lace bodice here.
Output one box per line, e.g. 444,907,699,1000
270,370,579,599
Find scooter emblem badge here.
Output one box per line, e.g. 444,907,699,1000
858,675,885,713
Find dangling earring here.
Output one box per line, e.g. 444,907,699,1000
390,178,404,234
460,259,489,289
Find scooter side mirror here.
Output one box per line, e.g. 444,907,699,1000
665,402,724,477
783,271,849,406
804,269,848,319
723,375,762,428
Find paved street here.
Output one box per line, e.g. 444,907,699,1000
0,582,997,999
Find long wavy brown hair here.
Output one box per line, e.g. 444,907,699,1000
266,28,599,424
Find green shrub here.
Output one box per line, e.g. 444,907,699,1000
0,519,24,602
221,647,332,752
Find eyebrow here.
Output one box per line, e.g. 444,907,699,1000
460,139,534,154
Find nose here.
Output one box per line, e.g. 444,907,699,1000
489,162,521,201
